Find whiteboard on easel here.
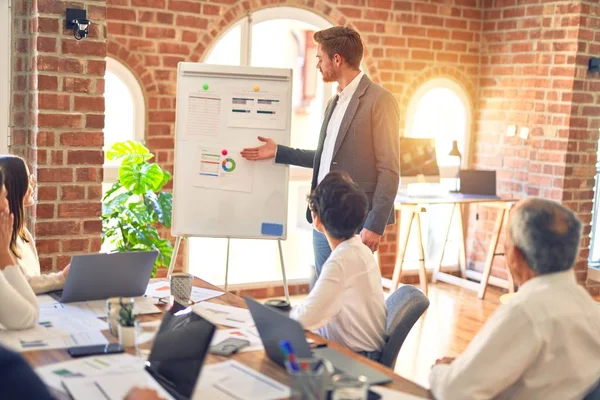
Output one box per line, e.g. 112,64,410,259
171,63,292,240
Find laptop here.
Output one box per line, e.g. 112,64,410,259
63,305,216,400
49,251,158,303
459,169,498,197
144,306,216,400
244,297,392,385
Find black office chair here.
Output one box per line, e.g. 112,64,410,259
378,285,430,369
584,379,600,400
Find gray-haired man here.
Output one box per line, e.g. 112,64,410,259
429,198,600,400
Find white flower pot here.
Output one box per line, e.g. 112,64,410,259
118,325,136,348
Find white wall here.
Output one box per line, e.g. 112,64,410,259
0,0,10,154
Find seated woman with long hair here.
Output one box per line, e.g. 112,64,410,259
0,155,69,294
0,168,38,330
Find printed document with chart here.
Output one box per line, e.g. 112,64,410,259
193,145,253,193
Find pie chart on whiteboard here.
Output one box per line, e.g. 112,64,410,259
221,158,236,172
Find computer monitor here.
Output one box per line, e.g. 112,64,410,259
399,137,440,187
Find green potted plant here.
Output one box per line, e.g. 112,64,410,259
102,141,173,277
118,297,136,347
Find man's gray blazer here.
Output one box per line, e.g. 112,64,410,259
275,75,400,235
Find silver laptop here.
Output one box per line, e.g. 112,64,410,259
49,251,158,303
244,297,392,385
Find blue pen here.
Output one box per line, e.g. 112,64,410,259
279,340,300,372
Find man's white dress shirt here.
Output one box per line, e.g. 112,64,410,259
429,270,600,400
290,235,386,352
317,71,365,184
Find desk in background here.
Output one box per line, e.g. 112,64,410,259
382,194,517,299
24,278,430,399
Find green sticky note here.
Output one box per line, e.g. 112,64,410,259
203,84,209,90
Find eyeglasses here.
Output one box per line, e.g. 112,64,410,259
29,173,36,188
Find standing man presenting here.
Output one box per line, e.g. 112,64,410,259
241,26,400,278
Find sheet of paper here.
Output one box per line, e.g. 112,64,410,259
39,295,160,317
191,287,225,303
192,145,254,193
371,385,429,399
36,353,144,394
38,305,108,335
71,297,161,317
145,282,224,304
210,327,263,353
227,91,286,131
62,370,174,400
193,302,254,329
145,280,171,299
185,93,222,140
193,360,290,400
0,328,108,352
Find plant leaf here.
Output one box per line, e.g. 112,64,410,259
102,181,123,202
102,192,130,217
106,140,153,164
119,162,165,195
157,192,173,228
158,170,172,190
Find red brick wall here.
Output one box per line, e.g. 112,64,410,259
568,2,600,294
471,0,600,290
10,1,106,272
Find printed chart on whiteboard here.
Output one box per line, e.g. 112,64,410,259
194,146,253,193
228,90,286,130
185,93,222,140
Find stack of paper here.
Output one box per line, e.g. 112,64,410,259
193,360,290,400
193,302,254,328
36,353,145,394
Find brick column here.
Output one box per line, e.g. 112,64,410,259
11,1,107,272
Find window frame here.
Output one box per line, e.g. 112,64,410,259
103,57,146,183
404,77,472,178
588,148,600,267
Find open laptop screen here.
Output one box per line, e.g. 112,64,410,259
145,307,216,399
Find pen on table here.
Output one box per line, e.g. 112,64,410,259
94,381,112,400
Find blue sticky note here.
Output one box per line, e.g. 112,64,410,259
261,223,284,237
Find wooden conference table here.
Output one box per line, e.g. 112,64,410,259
24,278,431,399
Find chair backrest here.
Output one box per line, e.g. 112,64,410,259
583,379,600,400
379,285,430,369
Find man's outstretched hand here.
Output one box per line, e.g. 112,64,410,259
240,136,277,161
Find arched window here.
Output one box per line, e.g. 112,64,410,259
404,78,472,271
190,8,333,287
405,78,471,177
103,58,145,184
